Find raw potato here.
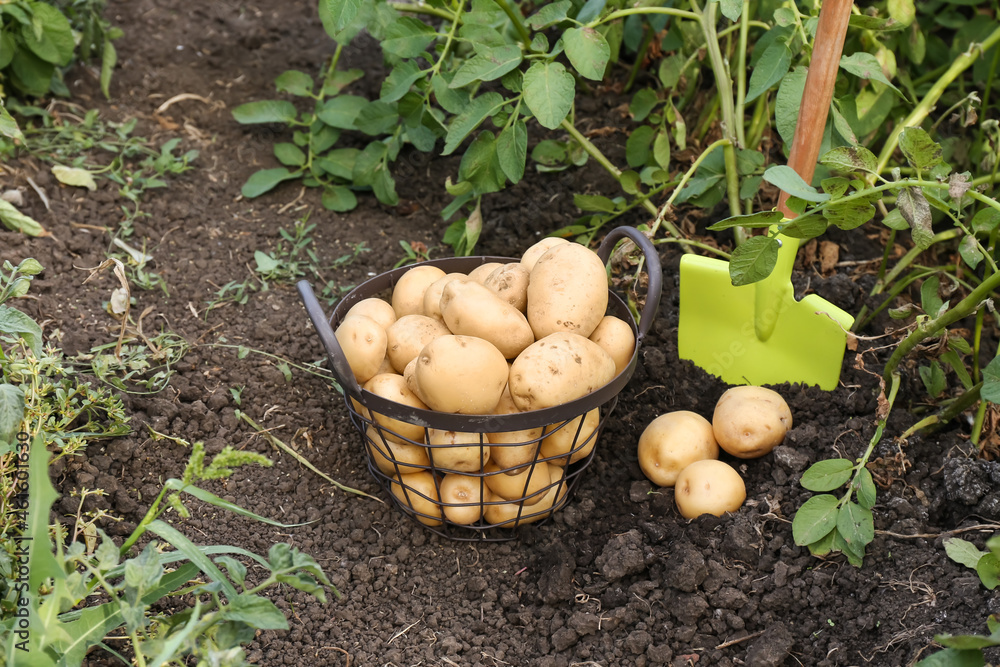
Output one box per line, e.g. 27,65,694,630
440,280,534,359
423,273,470,321
484,459,552,505
712,386,792,459
391,265,446,318
385,314,451,373
589,315,635,376
363,373,429,443
439,473,491,525
484,263,529,312
487,387,543,472
521,237,569,272
540,408,600,466
674,459,746,519
484,466,567,526
637,411,719,487
366,425,430,475
345,297,397,330
390,471,443,526
467,262,504,284
508,332,617,412
527,242,608,339
426,428,490,473
335,315,388,384
414,335,508,413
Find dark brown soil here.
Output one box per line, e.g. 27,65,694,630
3,1,1000,665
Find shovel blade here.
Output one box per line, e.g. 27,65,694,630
678,255,854,390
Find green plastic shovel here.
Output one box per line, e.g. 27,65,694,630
678,0,856,390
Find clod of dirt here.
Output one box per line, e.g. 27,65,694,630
745,622,795,666
943,458,991,504
595,529,648,581
663,543,708,592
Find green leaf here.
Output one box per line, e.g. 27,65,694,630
620,170,641,195
728,235,780,286
450,45,522,88
625,125,655,168
527,0,572,28
823,200,876,230
800,459,853,492
822,177,851,198
523,62,575,130
275,70,314,96
821,146,878,174
254,251,280,274
0,383,24,447
0,199,43,237
847,14,907,33
443,92,504,155
241,168,298,198
273,143,306,167
915,648,988,666
321,185,357,212
0,102,23,141
881,207,908,231
839,52,903,97
355,100,398,135
100,38,117,100
147,520,238,597
708,210,783,231
972,208,1000,235
780,213,828,239
382,16,436,58
21,4,74,65
574,194,617,213
0,304,43,355
897,187,933,248
719,0,743,21
898,127,943,172
563,27,610,81
459,131,504,194
231,100,298,124
381,60,424,102
981,357,1000,404
320,0,362,34
775,66,807,148
496,120,527,184
745,40,791,104
763,166,830,202
224,594,289,630
793,494,841,546
978,553,1000,590
658,54,685,89
857,468,877,510
920,275,943,318
919,361,947,398
316,95,369,130
653,131,670,170
837,501,874,554
806,527,837,557
51,166,98,191
629,88,658,122
945,538,985,570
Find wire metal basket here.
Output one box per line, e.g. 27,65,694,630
298,226,661,540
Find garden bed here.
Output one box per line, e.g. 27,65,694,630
2,0,999,665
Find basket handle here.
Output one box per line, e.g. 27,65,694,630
297,280,364,396
597,226,662,339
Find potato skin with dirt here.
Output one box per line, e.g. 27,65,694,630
712,386,792,458
526,242,608,339
637,411,719,487
414,335,508,414
508,332,617,412
439,280,534,359
674,459,746,519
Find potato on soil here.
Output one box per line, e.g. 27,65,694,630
589,315,635,376
637,411,719,487
527,242,608,339
345,297,397,330
335,314,387,384
674,459,746,519
366,425,430,475
439,473,491,525
389,470,443,526
414,335,508,414
521,237,569,272
391,265,446,318
483,263,529,312
508,332,616,412
423,273,471,321
363,373,429,443
385,314,451,373
540,408,600,466
440,280,534,359
467,261,504,284
426,428,490,473
712,386,792,459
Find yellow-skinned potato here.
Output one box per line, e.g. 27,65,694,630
508,332,616,412
439,473,491,525
540,408,600,466
712,386,792,459
440,281,534,359
484,465,567,526
363,373,429,443
366,425,430,475
637,411,719,487
521,237,569,272
390,471,443,526
423,273,471,321
674,459,746,519
426,429,490,472
414,335,508,413
385,314,451,373
527,242,608,339
345,297,397,331
483,460,552,504
467,262,504,284
484,263,530,312
487,387,542,472
391,265,447,318
334,314,387,384
589,315,635,377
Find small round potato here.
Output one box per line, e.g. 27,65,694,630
508,332,617,412
426,429,490,473
385,314,451,373
712,386,792,459
540,408,600,466
487,387,543,472
363,373,429,443
521,237,569,272
637,411,719,487
391,265,447,318
674,459,746,519
440,280,534,359
439,473,491,525
589,315,635,377
334,314,388,384
527,242,609,339
484,466,567,526
389,471,443,526
414,335,508,413
484,263,530,312
484,459,552,505
345,297,397,330
467,262,505,284
423,273,471,321
366,425,430,475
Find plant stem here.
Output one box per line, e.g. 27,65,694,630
717,20,770,39
625,25,653,93
594,7,701,26
389,2,457,22
494,0,531,47
900,382,983,440
875,24,1000,175
734,0,750,149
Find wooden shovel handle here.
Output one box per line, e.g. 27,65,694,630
777,0,855,218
